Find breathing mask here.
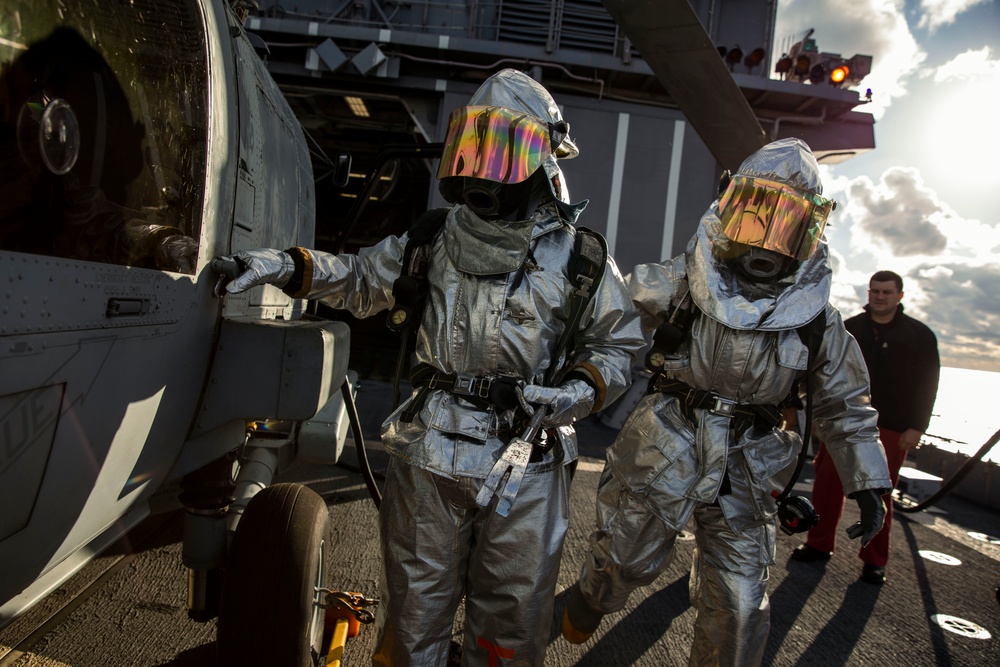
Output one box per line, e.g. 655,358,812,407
439,175,531,220
730,247,797,281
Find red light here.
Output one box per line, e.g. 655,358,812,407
744,47,766,69
830,65,849,85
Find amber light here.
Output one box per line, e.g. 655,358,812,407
794,55,812,77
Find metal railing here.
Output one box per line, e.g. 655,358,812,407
254,0,629,58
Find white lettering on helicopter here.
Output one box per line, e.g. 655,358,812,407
0,386,62,475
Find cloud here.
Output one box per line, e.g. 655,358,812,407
782,1,1000,372
825,243,872,308
828,166,1000,262
829,259,1000,372
931,45,1000,81
775,0,926,119
917,0,992,32
842,167,949,256
823,165,1000,371
908,262,1000,371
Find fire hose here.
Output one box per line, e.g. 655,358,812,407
895,426,1000,513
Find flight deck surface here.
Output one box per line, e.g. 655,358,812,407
2,380,997,667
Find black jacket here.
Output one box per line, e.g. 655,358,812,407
845,305,940,433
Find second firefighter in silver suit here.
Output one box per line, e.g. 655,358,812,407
222,69,644,665
562,138,892,666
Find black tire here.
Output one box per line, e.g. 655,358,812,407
217,483,330,666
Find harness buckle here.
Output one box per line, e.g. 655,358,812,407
453,374,476,396
476,377,493,399
573,275,594,298
710,395,737,417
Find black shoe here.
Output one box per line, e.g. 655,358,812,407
447,640,463,666
562,584,604,644
789,544,832,563
861,564,886,585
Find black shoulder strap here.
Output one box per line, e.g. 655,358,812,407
408,207,451,245
796,307,827,366
387,208,449,408
571,227,608,298
400,207,450,279
646,274,694,371
544,227,608,386
778,306,828,503
386,208,449,333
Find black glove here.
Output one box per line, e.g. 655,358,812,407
845,488,886,546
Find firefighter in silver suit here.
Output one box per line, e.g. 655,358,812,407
221,69,644,665
561,138,892,666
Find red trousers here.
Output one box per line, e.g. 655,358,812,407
805,428,904,568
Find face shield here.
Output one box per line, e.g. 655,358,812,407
436,105,556,184
717,174,835,262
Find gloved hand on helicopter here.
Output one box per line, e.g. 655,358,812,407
845,488,887,546
212,249,295,294
521,379,595,429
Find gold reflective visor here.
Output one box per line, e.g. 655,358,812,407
437,106,551,184
717,176,835,261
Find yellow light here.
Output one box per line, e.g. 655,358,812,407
344,96,370,118
830,65,849,85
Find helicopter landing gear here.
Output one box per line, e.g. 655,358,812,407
217,483,329,666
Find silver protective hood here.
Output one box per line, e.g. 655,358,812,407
467,68,579,159
688,138,831,331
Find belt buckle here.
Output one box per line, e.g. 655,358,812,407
453,374,476,396
710,396,737,417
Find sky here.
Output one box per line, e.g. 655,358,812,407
773,0,1000,372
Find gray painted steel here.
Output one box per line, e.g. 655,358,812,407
244,0,869,265
2,382,998,666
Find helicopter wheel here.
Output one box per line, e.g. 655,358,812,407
217,483,330,666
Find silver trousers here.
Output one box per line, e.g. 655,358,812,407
372,456,571,666
579,470,773,667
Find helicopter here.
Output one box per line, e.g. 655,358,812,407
0,0,361,662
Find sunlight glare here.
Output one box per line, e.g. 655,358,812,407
921,81,999,192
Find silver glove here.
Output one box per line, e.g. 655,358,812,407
224,249,296,293
521,379,595,428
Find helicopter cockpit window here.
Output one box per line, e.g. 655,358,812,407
0,0,209,274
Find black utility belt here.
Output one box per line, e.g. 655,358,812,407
403,364,524,421
405,364,553,458
652,377,783,429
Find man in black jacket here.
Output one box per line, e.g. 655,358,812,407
790,270,940,584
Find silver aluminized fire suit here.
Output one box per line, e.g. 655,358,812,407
285,197,643,665
573,142,892,666
221,67,643,665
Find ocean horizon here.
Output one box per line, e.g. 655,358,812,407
923,366,1000,464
